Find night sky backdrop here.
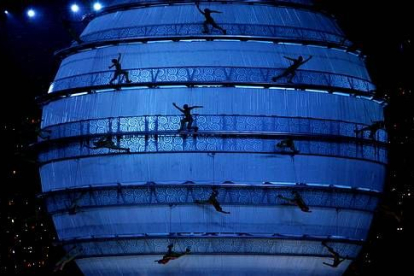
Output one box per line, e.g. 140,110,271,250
0,0,412,275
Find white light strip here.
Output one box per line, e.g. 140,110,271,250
268,86,290,90
47,83,54,93
235,85,265,89
147,40,173,43
214,39,241,42
305,89,329,93
277,42,302,46
247,40,273,44
332,92,350,96
309,44,327,49
193,84,222,88
70,92,88,97
95,88,113,92
159,85,188,88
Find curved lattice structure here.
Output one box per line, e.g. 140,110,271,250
39,1,387,275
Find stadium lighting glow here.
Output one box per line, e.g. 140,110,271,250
71,4,80,13
93,2,102,11
27,9,35,18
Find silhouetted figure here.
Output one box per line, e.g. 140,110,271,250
155,244,191,264
344,41,365,57
173,103,203,131
272,55,313,83
276,138,299,154
321,241,346,268
68,202,80,215
86,136,130,152
81,12,94,23
109,53,132,85
53,247,82,272
277,191,311,212
196,3,226,35
67,192,87,215
354,121,385,139
346,42,361,53
195,188,230,214
37,128,52,140
61,19,83,44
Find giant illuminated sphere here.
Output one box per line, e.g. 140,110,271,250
39,1,387,275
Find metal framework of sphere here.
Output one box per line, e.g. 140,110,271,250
39,1,387,275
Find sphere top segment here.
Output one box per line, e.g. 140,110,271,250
100,0,314,10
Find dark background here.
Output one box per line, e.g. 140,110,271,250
0,0,412,275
